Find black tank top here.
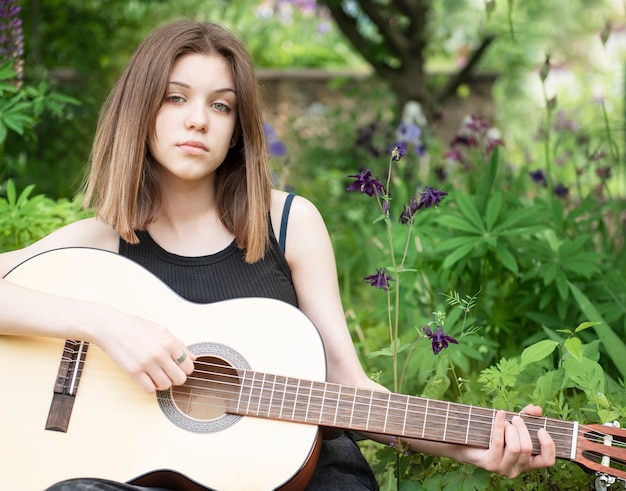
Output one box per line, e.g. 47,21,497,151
118,223,298,307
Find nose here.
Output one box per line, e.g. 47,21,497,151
185,104,208,132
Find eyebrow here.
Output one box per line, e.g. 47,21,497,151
168,80,237,95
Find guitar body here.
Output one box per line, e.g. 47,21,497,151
1,248,326,491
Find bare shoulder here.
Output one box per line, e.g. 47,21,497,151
0,217,119,277
269,190,325,235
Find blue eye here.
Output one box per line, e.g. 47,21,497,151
213,102,230,112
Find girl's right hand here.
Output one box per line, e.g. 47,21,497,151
88,305,195,393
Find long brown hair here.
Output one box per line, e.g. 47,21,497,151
83,20,272,263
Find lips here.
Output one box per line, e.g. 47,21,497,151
178,140,209,155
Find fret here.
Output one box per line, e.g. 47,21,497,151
349,387,357,427
318,382,340,427
402,394,409,435
421,399,429,439
308,381,327,424
385,393,411,436
464,405,493,447
361,390,388,433
334,386,356,428
382,392,391,433
421,399,449,442
365,391,373,432
264,373,274,418
291,379,301,421
273,375,288,420
299,380,313,423
465,405,472,444
333,385,341,427
349,388,372,430
236,370,252,414
442,401,450,441
320,383,327,424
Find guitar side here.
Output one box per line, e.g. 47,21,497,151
1,247,326,491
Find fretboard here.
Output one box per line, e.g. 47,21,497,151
228,370,577,460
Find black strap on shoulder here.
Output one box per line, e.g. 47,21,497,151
279,193,295,253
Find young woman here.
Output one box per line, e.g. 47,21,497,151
0,20,555,491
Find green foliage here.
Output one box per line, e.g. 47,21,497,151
0,60,79,183
0,180,91,252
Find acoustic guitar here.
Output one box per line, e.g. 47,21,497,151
2,248,625,490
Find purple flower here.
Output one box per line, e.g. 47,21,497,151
423,325,458,355
450,134,478,148
445,147,465,164
363,268,395,292
395,122,424,156
347,169,386,197
464,115,490,134
554,183,570,198
529,169,547,187
396,122,421,144
416,186,447,209
399,197,418,224
390,144,406,161
596,167,612,179
0,0,23,82
263,123,287,157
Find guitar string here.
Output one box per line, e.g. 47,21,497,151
59,348,625,450
58,349,626,454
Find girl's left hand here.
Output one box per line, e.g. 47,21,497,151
463,404,556,478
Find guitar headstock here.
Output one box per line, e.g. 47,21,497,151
575,422,626,483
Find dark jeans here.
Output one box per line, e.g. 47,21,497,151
45,433,379,491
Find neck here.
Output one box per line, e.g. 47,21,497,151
148,179,233,256
228,369,578,461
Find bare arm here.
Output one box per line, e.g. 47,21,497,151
282,195,555,477
0,218,194,392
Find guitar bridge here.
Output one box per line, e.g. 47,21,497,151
45,340,89,432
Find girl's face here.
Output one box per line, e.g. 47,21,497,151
150,53,238,186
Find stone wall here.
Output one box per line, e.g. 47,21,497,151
256,68,498,145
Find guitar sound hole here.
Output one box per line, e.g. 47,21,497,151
171,356,240,421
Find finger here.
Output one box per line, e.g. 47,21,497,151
136,372,158,394
520,404,542,417
511,415,533,460
173,348,195,375
490,410,507,452
150,367,176,391
495,421,525,478
530,428,556,468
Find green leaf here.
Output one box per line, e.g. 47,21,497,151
436,235,482,252
453,193,485,232
574,321,600,333
569,281,626,380
6,179,16,205
441,242,477,269
533,369,566,403
555,271,569,300
564,337,583,361
543,263,558,285
495,242,518,274
485,191,502,231
438,214,482,234
563,356,605,395
520,339,559,368
474,145,499,213
492,206,545,233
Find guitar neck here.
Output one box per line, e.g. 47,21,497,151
229,369,577,461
